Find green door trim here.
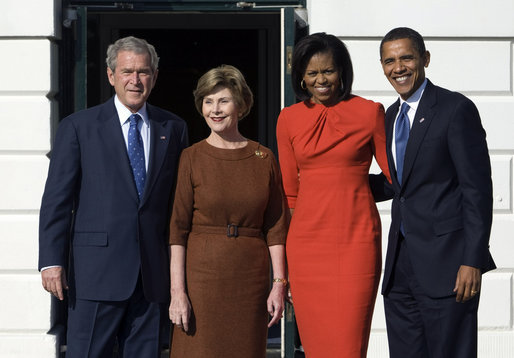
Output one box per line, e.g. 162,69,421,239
66,0,306,12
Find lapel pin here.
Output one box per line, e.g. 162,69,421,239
255,150,267,159
160,136,166,140
419,118,425,123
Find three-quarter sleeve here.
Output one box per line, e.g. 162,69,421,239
169,149,194,246
276,108,299,209
262,151,289,246
371,103,392,184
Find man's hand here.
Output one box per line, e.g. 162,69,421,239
453,265,481,303
41,267,68,301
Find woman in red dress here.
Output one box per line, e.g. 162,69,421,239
276,33,391,357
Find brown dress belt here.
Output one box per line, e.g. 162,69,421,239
191,224,263,238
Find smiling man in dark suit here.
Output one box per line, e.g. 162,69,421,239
39,36,188,357
377,27,495,358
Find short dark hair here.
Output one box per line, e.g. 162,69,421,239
193,65,254,120
380,27,426,59
291,32,353,102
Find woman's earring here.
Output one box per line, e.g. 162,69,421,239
340,77,344,91
301,80,306,90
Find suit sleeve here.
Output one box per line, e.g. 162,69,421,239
169,149,194,246
38,117,81,270
276,108,299,209
448,97,493,269
179,120,189,150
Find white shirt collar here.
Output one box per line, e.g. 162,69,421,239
114,95,149,126
399,78,428,113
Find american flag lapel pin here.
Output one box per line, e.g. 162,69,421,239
419,118,425,123
160,136,166,140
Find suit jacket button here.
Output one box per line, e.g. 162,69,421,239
400,197,405,203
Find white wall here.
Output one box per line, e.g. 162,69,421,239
308,0,514,356
0,0,61,357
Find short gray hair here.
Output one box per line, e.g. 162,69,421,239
105,36,159,73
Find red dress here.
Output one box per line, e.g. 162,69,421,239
276,97,391,358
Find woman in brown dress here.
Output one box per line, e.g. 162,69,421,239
168,65,288,358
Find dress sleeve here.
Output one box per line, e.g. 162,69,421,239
262,151,290,246
169,149,194,246
371,103,392,184
276,107,299,208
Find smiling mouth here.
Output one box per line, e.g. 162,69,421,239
395,76,409,83
315,86,330,94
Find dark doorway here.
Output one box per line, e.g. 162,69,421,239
84,12,281,148
58,9,285,354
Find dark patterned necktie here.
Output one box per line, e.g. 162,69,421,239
395,102,410,184
128,114,146,200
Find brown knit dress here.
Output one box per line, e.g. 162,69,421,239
169,139,288,358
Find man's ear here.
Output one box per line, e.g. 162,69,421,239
423,51,431,68
151,69,159,89
107,67,115,86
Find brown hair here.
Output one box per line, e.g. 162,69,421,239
193,65,254,119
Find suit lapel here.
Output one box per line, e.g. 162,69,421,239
385,100,402,191
401,81,437,186
140,104,172,205
97,99,140,204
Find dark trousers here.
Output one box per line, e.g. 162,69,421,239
384,238,479,358
66,277,165,358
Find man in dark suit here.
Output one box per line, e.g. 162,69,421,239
39,36,188,357
377,27,495,357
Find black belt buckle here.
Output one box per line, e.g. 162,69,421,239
227,224,239,237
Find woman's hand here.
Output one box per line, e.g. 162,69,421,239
169,245,190,331
169,290,192,332
267,282,286,327
267,244,287,327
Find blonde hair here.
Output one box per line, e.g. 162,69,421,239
193,65,254,119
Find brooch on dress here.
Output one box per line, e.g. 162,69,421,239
255,150,267,159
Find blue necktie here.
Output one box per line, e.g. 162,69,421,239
395,102,410,184
128,114,146,200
